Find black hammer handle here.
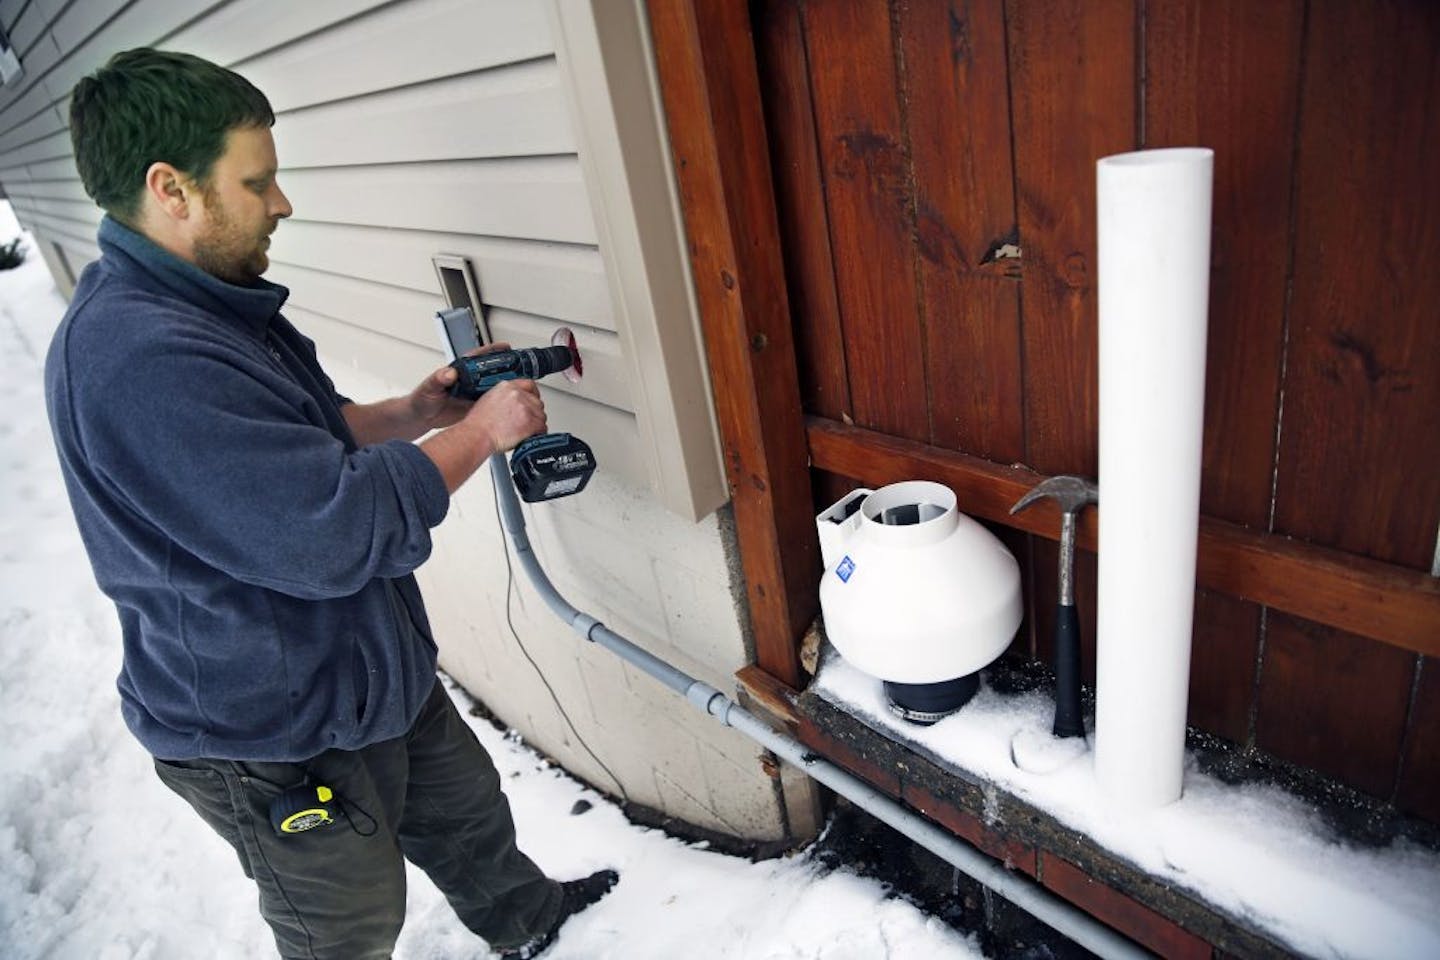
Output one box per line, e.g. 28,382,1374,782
1052,603,1084,738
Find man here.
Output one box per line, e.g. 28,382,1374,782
44,48,616,959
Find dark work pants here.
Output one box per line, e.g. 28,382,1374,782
154,679,561,959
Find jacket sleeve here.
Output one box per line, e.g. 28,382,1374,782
80,328,449,600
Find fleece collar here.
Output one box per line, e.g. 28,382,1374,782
97,215,289,337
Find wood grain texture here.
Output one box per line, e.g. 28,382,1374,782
1144,0,1303,529
753,0,851,421
735,664,802,730
1273,0,1440,569
903,782,1039,877
1396,660,1440,821
1186,592,1261,745
1006,0,1136,475
1257,2,1438,789
802,0,929,440
1040,854,1212,960
1257,614,1417,798
895,0,1025,461
648,0,818,686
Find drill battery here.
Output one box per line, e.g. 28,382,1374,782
510,433,597,502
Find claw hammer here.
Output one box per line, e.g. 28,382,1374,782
1011,476,1099,738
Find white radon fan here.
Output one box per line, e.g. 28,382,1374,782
817,481,1023,724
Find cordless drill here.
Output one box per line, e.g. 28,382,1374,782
448,345,579,401
448,340,597,502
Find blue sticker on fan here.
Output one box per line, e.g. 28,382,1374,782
836,556,855,583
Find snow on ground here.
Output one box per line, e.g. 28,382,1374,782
0,203,982,960
814,655,1440,960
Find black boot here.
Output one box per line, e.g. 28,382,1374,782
496,869,620,959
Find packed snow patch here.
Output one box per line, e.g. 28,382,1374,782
814,654,1440,960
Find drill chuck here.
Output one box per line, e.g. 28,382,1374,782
449,345,575,400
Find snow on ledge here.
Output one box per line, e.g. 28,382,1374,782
812,654,1440,960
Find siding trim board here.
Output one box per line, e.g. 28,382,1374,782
547,0,725,519
647,0,820,686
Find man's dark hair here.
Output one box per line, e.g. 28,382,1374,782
69,48,274,224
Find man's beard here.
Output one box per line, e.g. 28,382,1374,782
193,191,270,284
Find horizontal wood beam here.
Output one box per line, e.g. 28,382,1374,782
806,416,1440,658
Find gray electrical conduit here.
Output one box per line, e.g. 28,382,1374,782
488,457,1150,960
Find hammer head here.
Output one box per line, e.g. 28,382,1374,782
1010,475,1099,517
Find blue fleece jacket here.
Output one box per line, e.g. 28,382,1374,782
44,217,451,761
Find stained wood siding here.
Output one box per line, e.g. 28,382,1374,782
753,0,1440,822
0,0,645,487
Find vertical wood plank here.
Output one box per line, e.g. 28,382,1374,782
1261,0,1439,799
647,0,817,686
895,0,1025,462
812,469,862,530
1144,0,1305,748
754,0,851,422
1006,0,1136,477
1187,591,1259,745
996,524,1034,661
1273,0,1440,569
1006,0,1134,705
1256,614,1415,798
803,0,930,442
1144,0,1303,529
1396,659,1440,822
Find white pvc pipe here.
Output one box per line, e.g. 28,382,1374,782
1095,147,1213,811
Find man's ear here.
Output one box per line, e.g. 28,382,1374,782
143,161,196,222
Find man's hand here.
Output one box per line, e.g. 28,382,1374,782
343,342,522,447
466,378,547,454
344,340,550,493
407,342,512,431
418,379,547,494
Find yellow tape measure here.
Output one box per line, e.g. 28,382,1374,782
270,783,337,834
